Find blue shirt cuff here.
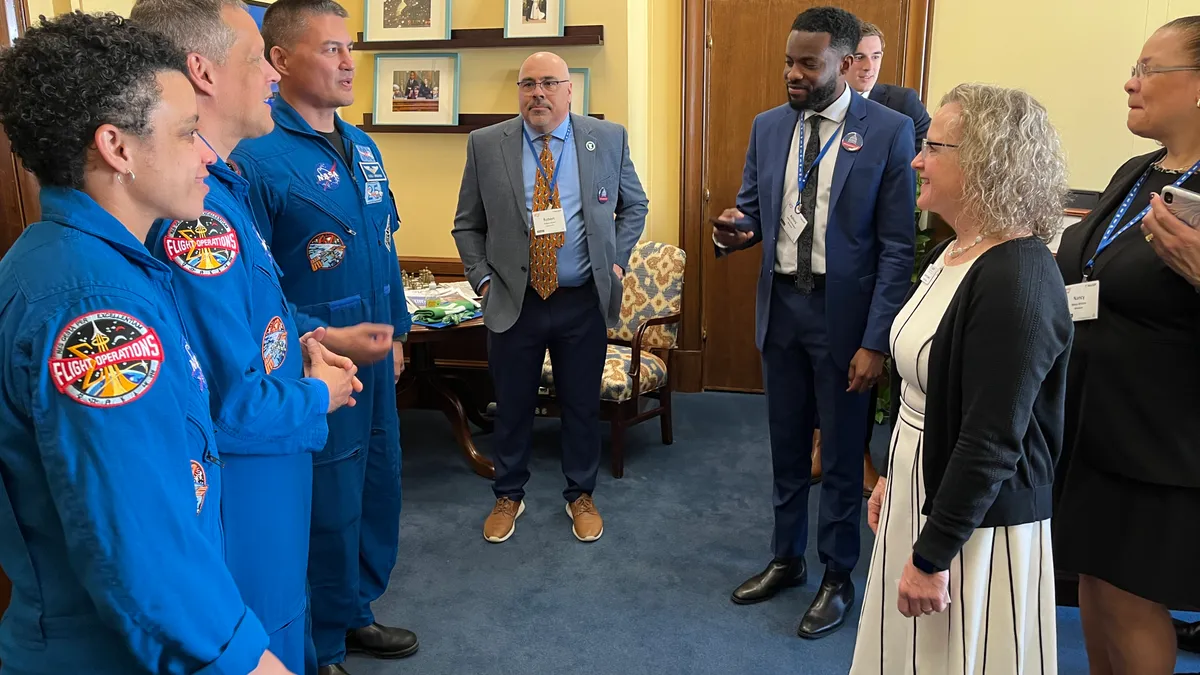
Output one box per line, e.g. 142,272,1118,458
195,608,268,675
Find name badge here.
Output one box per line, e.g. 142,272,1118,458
920,264,940,286
532,208,567,236
781,210,807,243
1066,281,1099,322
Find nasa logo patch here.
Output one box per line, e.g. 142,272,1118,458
355,144,376,163
191,460,208,515
184,340,206,392
261,316,288,374
49,311,164,408
307,232,347,271
316,163,340,190
163,211,240,277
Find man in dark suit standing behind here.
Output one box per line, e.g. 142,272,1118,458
453,51,648,546
715,7,915,639
849,21,930,154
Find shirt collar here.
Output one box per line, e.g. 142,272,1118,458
272,95,348,139
523,115,572,142
804,84,852,124
38,186,165,269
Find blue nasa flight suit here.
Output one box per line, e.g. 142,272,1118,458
0,187,270,674
146,145,331,675
232,96,412,667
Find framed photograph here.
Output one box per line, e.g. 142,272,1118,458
568,68,589,115
373,54,459,126
364,0,452,43
504,0,564,39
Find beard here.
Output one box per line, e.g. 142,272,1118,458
787,75,840,112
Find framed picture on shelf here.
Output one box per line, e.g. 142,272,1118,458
364,0,451,42
504,0,564,39
373,53,459,126
568,68,589,115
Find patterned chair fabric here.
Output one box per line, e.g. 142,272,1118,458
607,241,686,349
539,240,684,403
540,345,668,402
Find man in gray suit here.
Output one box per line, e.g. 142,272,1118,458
452,51,648,545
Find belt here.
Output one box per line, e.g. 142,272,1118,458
774,272,826,290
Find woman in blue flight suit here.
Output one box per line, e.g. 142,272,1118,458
233,93,413,670
0,13,290,675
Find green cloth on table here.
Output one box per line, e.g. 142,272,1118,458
412,299,478,325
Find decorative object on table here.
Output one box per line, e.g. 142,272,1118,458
504,0,564,38
537,241,685,478
568,67,589,115
405,280,482,327
372,53,459,126
364,0,451,42
400,267,435,289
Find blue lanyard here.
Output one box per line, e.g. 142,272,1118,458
1084,157,1200,278
523,122,573,206
795,116,845,212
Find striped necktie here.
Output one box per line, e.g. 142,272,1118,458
529,133,564,299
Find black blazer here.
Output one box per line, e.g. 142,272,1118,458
886,237,1073,570
869,83,931,155
1056,150,1200,489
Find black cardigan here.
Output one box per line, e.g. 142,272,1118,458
882,237,1074,570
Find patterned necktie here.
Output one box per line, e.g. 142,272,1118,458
529,133,564,300
795,115,823,293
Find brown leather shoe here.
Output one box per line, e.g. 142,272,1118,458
565,494,603,542
483,497,524,543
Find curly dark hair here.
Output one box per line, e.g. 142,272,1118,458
0,12,187,189
791,6,862,58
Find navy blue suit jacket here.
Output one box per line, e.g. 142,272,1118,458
868,82,930,155
721,91,917,368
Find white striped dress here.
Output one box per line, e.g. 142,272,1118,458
848,250,1058,675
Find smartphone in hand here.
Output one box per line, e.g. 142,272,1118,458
1162,186,1200,228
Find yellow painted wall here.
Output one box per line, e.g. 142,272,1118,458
926,0,1200,191
33,0,683,259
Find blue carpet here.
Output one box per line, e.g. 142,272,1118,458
349,391,1200,675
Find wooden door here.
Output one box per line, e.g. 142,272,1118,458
0,0,38,258
689,0,931,392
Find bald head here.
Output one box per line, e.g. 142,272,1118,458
517,51,572,133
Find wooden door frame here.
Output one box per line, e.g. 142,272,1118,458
676,0,935,393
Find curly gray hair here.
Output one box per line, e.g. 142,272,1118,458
939,83,1069,242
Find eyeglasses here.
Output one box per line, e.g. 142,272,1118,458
517,79,568,93
1130,62,1200,79
921,138,959,157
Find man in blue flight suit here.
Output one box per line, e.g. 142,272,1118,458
0,12,291,674
129,2,379,673
232,2,415,673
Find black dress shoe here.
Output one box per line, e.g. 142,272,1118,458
317,665,351,675
731,558,808,605
1175,618,1200,653
797,570,855,639
345,622,419,659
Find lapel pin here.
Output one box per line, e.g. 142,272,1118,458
585,140,597,152
598,187,609,204
841,132,863,152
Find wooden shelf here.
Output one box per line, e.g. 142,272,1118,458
358,112,604,134
355,25,604,51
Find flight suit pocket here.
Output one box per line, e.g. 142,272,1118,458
301,294,371,463
298,293,367,330
0,478,44,646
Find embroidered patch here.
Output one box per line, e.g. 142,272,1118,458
316,163,340,190
49,311,163,408
365,181,383,205
163,211,240,277
261,316,287,374
355,144,376,163
359,162,387,182
191,459,208,515
184,340,206,392
307,232,346,271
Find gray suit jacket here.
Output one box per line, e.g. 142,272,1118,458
452,113,649,333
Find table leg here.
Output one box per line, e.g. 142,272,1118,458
405,342,495,479
442,374,494,433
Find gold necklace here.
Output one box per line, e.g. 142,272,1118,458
948,235,984,260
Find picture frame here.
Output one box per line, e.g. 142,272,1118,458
568,68,589,116
373,53,460,126
504,0,564,39
364,0,452,43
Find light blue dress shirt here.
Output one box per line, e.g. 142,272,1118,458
522,117,589,288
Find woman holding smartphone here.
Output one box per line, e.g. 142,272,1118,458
1055,15,1200,675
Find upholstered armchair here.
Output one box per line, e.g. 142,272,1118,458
538,241,686,478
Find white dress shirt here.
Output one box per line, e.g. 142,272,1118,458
775,84,851,276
